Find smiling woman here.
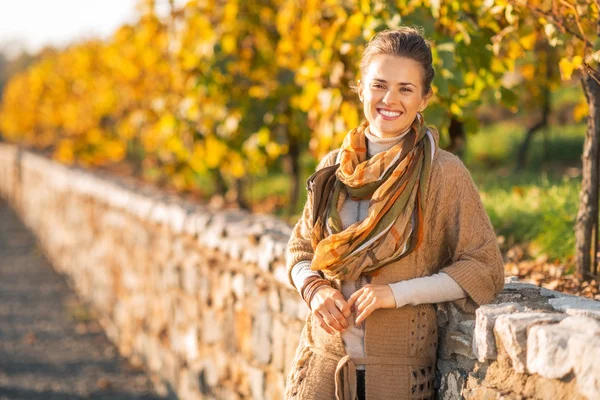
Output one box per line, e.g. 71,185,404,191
358,55,432,139
285,27,504,400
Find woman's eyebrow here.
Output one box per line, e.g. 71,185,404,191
372,78,416,87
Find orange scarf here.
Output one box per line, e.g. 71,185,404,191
311,114,437,280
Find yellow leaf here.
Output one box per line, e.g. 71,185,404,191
520,64,535,80
571,55,583,69
205,135,228,169
342,12,364,41
559,57,577,80
249,85,268,99
266,142,281,158
257,127,270,145
222,34,237,55
228,153,246,178
450,103,462,116
519,32,537,51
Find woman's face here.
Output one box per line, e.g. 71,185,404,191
358,54,432,138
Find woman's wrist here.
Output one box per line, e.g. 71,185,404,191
292,261,322,293
301,276,332,309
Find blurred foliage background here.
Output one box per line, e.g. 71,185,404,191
0,0,598,274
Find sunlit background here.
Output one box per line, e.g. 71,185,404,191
0,0,598,289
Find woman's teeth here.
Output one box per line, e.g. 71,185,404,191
378,109,401,118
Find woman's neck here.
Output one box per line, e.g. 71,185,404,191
365,126,410,157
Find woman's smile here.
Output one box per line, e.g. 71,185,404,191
377,108,402,120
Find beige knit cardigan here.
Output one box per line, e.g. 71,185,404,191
285,145,504,400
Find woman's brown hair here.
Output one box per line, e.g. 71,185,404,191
356,27,435,96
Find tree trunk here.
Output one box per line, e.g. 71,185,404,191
212,170,228,197
446,117,465,158
516,91,550,170
575,72,600,278
228,178,249,210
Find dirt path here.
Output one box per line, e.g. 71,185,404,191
0,198,166,400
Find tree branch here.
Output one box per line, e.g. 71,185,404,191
584,62,600,85
558,0,588,49
510,0,593,48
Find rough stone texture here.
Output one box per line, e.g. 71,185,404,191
473,303,524,362
495,313,566,373
549,296,600,320
2,144,600,400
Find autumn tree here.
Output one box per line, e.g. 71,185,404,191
507,0,600,277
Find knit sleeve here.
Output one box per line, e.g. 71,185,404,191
435,156,504,310
285,150,340,289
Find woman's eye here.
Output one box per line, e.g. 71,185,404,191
373,84,385,89
400,87,411,92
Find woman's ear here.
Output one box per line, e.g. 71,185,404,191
420,89,433,111
358,79,364,103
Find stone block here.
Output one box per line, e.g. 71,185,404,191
234,303,253,356
181,253,200,295
503,282,540,291
252,297,272,365
202,352,221,388
559,314,600,332
540,287,574,298
473,303,524,362
549,296,600,320
527,323,573,379
457,320,475,336
211,272,231,310
202,309,221,344
272,262,290,288
494,312,566,373
248,366,265,400
257,235,277,272
182,326,200,363
438,369,466,400
231,272,245,301
177,367,201,400
271,318,286,372
268,288,280,313
284,322,302,378
265,370,285,400
571,333,600,400
445,330,475,359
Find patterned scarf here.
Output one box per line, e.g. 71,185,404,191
311,113,437,281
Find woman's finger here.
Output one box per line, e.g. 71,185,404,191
355,289,372,313
327,302,349,329
313,311,335,334
333,295,352,318
319,306,344,332
347,288,362,309
355,299,378,325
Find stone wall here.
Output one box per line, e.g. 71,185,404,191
0,143,599,400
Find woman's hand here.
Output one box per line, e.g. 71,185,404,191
347,284,396,326
310,286,352,334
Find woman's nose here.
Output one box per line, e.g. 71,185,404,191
382,90,399,105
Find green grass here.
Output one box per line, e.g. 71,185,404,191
465,120,585,263
463,121,585,170
476,172,579,263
